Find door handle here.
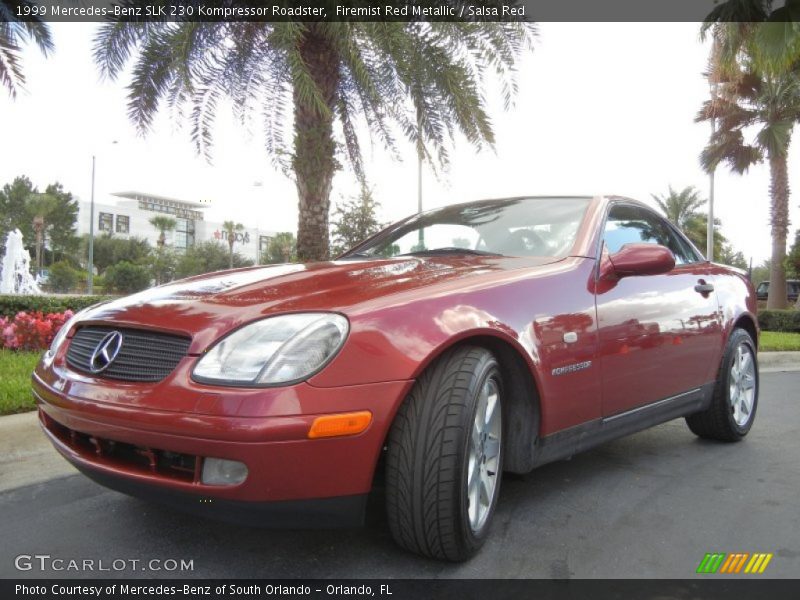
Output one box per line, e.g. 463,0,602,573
694,282,714,294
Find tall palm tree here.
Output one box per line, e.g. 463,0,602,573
697,52,800,309
222,220,244,269
0,1,53,98
149,216,177,248
93,17,535,261
702,2,800,78
25,192,57,276
651,186,705,231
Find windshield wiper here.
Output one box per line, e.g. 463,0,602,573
399,247,502,257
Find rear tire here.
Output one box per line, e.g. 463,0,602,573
686,328,758,442
385,346,503,561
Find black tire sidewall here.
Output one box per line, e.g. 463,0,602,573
457,355,504,549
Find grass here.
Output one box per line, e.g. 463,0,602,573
0,350,40,415
760,331,800,352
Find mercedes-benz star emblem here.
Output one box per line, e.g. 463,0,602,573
89,331,124,373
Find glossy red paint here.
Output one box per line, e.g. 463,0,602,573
606,243,675,277
33,195,757,516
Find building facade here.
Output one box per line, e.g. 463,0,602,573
75,192,277,264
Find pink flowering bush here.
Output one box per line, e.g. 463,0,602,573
0,310,73,351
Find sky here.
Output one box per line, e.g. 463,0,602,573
1,21,798,265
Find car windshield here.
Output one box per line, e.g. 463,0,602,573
342,197,591,259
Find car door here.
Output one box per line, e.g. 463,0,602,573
595,203,723,417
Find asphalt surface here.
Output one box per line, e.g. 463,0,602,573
1,372,798,579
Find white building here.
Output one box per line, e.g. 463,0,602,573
76,191,278,264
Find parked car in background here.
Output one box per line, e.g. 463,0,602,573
34,196,758,561
755,280,800,302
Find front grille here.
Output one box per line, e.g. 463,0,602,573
66,326,191,382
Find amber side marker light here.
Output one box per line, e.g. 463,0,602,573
308,411,372,439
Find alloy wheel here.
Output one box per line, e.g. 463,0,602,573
729,342,756,427
466,376,502,532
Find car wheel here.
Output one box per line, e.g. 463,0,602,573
385,345,503,561
685,328,758,442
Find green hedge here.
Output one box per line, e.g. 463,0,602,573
0,294,114,318
758,309,800,333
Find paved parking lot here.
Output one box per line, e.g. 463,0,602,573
1,372,798,579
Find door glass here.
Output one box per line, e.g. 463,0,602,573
604,205,695,265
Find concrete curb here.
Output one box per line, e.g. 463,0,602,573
0,411,76,493
758,351,800,373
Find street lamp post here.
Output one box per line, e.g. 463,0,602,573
706,57,719,263
707,115,715,262
88,155,96,294
416,108,424,248
87,141,118,294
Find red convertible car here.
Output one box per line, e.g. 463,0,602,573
33,196,758,561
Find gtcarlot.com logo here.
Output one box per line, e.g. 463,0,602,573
696,552,773,574
14,554,194,572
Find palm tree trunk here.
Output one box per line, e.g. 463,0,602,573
229,239,234,269
767,152,790,310
293,26,339,262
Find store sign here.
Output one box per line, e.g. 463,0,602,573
214,229,251,244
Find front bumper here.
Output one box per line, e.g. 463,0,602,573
33,370,413,525
72,462,368,528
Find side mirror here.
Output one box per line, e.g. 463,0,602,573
608,243,675,278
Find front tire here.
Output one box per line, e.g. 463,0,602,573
385,346,503,561
686,328,758,442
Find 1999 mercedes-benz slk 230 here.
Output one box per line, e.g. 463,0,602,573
33,196,759,561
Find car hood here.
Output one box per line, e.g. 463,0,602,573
77,255,562,353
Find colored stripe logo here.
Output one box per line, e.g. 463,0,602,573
697,553,773,574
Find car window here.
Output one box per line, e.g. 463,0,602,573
344,197,591,259
757,282,769,294
603,204,696,265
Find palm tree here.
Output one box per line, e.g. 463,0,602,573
93,19,535,261
702,2,800,78
651,186,705,231
0,1,53,98
697,54,800,310
149,216,177,248
25,192,57,276
263,232,297,265
222,220,244,269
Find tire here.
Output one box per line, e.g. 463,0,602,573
686,328,758,442
385,346,504,561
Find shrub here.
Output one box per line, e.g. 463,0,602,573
0,294,112,318
1,310,73,351
81,234,152,274
104,261,150,294
47,261,79,293
758,309,800,333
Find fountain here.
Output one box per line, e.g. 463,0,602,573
0,229,42,294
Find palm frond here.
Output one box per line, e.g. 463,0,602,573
0,3,53,98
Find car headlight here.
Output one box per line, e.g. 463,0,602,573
192,313,349,386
